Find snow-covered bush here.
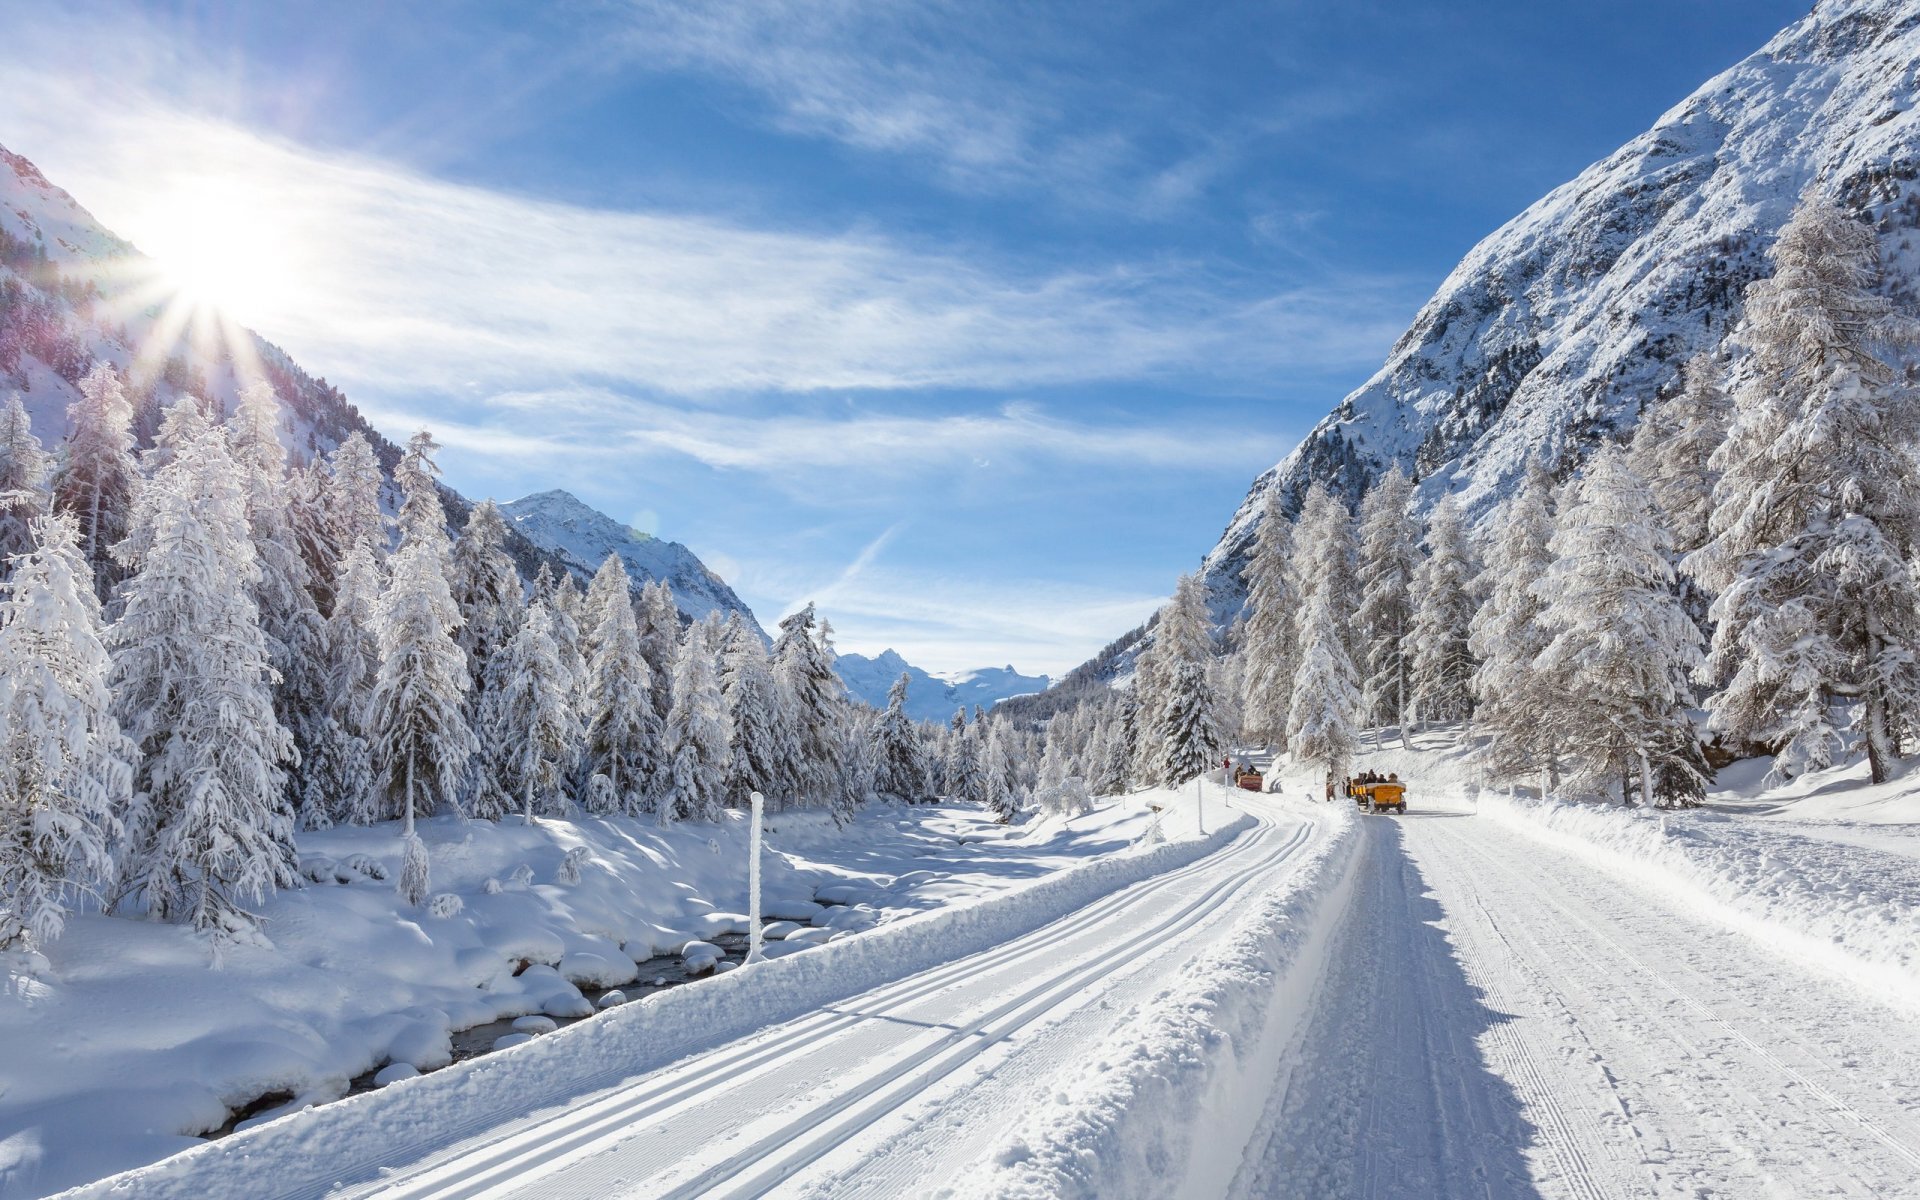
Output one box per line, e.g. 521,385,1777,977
557,846,591,886
427,893,464,918
1035,776,1095,818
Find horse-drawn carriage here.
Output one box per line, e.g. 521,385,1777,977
1346,774,1407,814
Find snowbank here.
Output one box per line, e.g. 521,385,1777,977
959,797,1359,1200
48,796,1254,1200
1475,790,1920,1012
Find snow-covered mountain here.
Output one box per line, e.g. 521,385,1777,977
836,649,1048,724
1199,0,1920,610
501,489,760,631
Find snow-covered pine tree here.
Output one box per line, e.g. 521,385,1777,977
1353,466,1420,736
719,614,793,809
1288,578,1363,783
773,603,845,813
1469,459,1561,787
109,421,299,934
479,602,581,822
1629,353,1732,640
138,393,213,477
1687,196,1920,784
531,565,589,712
1534,447,1707,806
839,706,881,811
982,721,1020,822
873,672,930,802
285,463,340,615
1129,623,1170,776
1630,352,1731,565
1238,488,1297,749
227,384,331,821
450,500,523,698
325,431,387,560
1037,720,1068,792
1408,492,1479,727
0,512,133,950
52,364,138,602
0,393,52,579
1286,485,1360,752
582,553,630,657
637,581,680,723
367,431,476,886
310,540,384,827
663,617,731,824
1289,483,1359,657
942,709,980,803
1091,700,1132,796
1156,574,1223,786
581,558,662,815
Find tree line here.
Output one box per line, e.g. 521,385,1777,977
0,377,1044,950
1125,194,1920,808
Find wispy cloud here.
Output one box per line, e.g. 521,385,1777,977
609,0,1130,199
0,83,1402,402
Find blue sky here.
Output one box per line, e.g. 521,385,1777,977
0,0,1808,674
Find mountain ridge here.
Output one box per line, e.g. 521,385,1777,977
1035,0,1920,694
1201,0,1920,612
501,489,761,631
835,648,1048,724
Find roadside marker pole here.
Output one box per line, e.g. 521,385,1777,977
747,790,765,965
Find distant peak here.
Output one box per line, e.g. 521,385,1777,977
509,488,586,508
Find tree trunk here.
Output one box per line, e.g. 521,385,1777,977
1864,686,1894,786
1637,746,1654,810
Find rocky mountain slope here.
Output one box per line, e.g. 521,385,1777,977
502,490,759,630
1198,0,1920,612
836,649,1049,724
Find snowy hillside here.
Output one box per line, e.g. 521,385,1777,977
1200,0,1920,610
500,489,759,631
836,648,1048,723
0,144,565,579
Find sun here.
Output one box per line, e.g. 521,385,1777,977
89,175,308,387
132,178,298,328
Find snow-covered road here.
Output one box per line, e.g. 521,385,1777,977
1237,795,1920,1199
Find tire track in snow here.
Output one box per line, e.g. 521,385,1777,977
1414,803,1920,1196
1450,826,1920,1176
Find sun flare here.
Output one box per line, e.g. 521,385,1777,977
132,179,297,324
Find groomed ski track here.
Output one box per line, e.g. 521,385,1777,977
360,795,1322,1199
